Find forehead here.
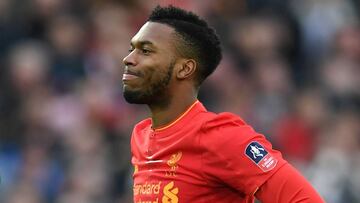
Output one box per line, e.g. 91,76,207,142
131,22,176,49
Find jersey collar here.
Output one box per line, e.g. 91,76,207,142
152,100,205,133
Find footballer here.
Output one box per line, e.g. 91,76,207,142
122,5,325,203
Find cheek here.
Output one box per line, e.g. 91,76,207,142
140,57,173,85
145,66,165,82
139,67,157,88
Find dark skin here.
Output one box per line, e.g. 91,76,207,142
122,22,198,128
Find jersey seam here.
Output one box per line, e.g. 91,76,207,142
199,116,244,188
199,112,214,186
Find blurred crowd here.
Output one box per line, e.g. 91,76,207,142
0,0,359,202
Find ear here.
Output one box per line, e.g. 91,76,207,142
176,59,197,80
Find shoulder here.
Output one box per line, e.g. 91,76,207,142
199,113,286,190
133,118,152,135
199,112,282,155
201,112,253,135
203,112,246,127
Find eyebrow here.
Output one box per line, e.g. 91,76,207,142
130,40,155,47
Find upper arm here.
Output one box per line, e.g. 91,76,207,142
255,163,325,203
200,113,287,195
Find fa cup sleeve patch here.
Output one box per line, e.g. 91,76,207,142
245,141,278,172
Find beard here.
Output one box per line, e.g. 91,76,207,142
123,61,175,106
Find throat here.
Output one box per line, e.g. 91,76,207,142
149,104,174,129
149,99,198,130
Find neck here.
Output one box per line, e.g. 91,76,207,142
149,93,197,129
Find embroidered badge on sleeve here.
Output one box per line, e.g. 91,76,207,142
245,141,277,172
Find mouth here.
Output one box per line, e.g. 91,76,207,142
122,70,141,82
122,73,139,81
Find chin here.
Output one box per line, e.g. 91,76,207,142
123,90,148,104
122,84,171,106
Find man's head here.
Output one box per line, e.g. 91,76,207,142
122,5,222,105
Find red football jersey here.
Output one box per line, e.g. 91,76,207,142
131,101,286,203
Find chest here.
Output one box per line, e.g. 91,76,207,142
131,131,249,203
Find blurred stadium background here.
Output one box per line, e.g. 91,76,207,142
0,0,359,202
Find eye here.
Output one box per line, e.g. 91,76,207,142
128,47,134,53
141,48,151,55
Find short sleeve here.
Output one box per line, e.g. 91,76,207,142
200,113,287,195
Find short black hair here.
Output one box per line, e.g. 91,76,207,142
148,5,222,86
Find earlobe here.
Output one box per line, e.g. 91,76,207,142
176,59,197,80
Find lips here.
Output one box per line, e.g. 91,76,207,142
122,68,141,82
122,73,139,81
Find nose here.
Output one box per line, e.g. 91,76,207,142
123,50,137,67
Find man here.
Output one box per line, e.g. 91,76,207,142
122,5,324,203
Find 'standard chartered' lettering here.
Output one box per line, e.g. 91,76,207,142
136,198,159,203
133,182,162,196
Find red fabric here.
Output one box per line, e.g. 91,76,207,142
131,101,319,203
256,163,325,203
